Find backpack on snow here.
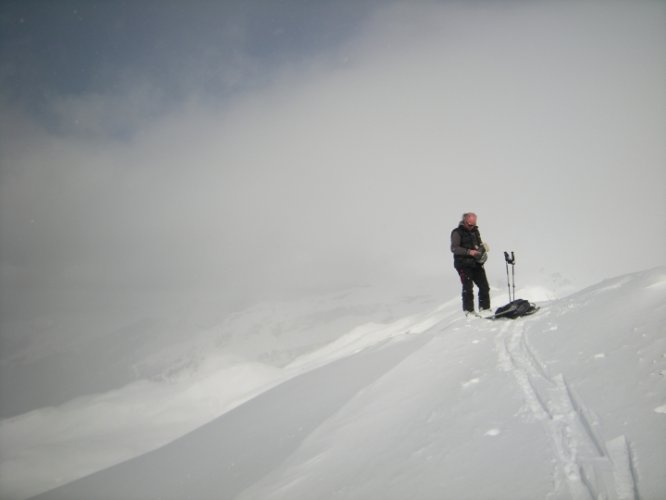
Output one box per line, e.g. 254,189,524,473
493,299,538,319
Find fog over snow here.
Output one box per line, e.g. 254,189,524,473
0,1,664,499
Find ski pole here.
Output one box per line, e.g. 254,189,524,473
504,251,516,301
504,252,512,301
511,253,516,302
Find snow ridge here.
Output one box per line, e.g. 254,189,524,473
497,318,638,500
3,268,665,500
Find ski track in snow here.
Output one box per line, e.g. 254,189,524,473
495,318,639,500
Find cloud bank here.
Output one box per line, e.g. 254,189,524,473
1,1,664,327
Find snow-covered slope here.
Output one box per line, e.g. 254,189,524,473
0,286,441,499
3,268,666,500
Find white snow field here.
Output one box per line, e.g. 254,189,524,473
2,267,665,500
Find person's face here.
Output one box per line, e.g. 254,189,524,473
464,215,477,228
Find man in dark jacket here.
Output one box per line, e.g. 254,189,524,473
451,212,490,315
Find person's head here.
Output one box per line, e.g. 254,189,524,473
462,212,477,229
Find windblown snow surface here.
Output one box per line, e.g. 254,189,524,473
1,267,665,500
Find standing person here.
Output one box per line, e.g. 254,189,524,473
451,212,490,315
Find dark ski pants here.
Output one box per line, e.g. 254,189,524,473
456,266,490,312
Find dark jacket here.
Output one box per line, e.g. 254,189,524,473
451,223,484,268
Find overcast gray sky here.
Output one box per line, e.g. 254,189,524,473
1,0,665,325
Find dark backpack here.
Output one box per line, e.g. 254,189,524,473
493,299,538,319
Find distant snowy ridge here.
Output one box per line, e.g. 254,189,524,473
2,267,665,500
